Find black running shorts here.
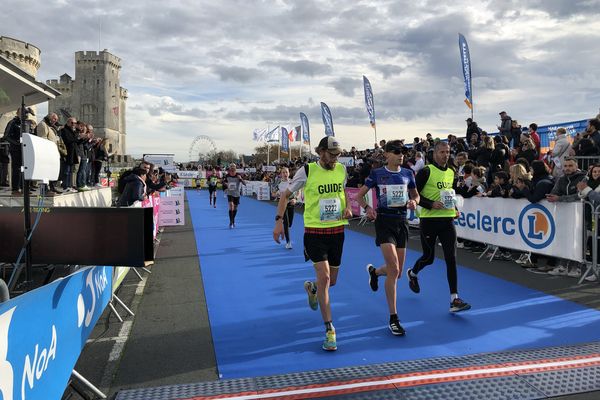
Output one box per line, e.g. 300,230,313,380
208,185,217,194
375,215,408,248
303,232,344,266
227,195,240,205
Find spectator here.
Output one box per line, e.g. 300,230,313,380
36,113,62,193
550,128,572,178
515,135,538,165
528,123,541,157
410,151,425,174
59,118,79,192
497,111,513,147
465,118,481,145
117,167,147,207
510,120,523,151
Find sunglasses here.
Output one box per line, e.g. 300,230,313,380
387,148,403,155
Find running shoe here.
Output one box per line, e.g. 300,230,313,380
407,268,420,293
366,264,378,291
450,298,471,313
389,319,406,336
285,242,293,250
304,281,318,310
322,329,337,351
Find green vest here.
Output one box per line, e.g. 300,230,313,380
418,164,456,218
304,162,348,228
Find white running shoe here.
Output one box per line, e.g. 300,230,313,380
585,274,598,282
285,242,292,249
547,265,568,276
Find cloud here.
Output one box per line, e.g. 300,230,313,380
329,77,360,97
260,60,332,77
211,65,263,83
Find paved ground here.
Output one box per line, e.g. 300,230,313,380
66,195,600,399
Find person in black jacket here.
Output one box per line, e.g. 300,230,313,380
117,167,147,207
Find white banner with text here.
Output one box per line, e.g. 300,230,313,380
455,197,583,262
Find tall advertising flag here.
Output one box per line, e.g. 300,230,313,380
300,112,310,145
320,102,335,137
363,76,376,128
458,33,473,112
281,127,289,154
266,125,280,142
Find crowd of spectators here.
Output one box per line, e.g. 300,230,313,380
1,110,110,195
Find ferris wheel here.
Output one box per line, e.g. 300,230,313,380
188,135,217,162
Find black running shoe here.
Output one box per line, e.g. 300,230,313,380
366,264,378,291
389,319,406,336
450,298,471,313
407,268,420,293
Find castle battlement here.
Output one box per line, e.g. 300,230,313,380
0,36,41,73
75,50,121,69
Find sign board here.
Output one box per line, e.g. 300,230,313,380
143,154,176,173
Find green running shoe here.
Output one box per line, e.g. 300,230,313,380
303,281,318,310
322,329,337,351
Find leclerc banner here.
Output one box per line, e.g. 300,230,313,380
320,102,335,137
0,266,112,400
455,197,583,262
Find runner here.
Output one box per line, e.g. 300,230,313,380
223,163,246,228
275,166,297,249
355,140,419,336
207,168,219,208
406,141,471,312
273,136,352,351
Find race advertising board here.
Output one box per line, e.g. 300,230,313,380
159,187,185,226
143,154,176,173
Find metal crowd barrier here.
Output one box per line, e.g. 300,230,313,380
580,200,600,284
573,156,600,172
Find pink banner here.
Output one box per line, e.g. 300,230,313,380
141,193,161,239
344,188,377,217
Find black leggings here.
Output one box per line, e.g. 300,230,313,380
283,205,295,243
412,218,458,294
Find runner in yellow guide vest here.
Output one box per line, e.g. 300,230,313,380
273,136,352,351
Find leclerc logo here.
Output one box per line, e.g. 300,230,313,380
518,203,555,249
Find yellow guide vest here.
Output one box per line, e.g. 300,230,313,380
418,164,456,218
303,162,348,228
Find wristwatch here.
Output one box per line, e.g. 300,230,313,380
275,215,283,221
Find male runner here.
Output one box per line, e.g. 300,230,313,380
223,163,246,228
407,141,471,312
273,136,352,351
356,140,419,335
208,168,219,208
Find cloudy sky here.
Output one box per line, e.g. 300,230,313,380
3,0,600,160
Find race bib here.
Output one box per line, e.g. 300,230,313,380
384,184,408,207
440,189,456,209
319,198,341,222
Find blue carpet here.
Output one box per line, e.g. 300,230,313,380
188,189,600,379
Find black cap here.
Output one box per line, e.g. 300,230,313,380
466,118,472,123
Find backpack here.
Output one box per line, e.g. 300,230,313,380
117,169,133,194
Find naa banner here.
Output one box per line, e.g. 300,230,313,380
320,102,335,137
454,197,583,262
363,76,376,128
0,266,112,400
281,127,289,153
458,33,473,110
300,112,310,145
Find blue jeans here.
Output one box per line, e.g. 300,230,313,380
62,164,73,189
77,159,89,188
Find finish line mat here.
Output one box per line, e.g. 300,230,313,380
188,189,600,379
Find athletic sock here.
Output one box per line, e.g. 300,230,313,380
409,269,417,278
228,210,233,223
451,293,458,301
325,321,334,332
389,314,399,323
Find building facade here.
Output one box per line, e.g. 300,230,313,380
47,50,128,156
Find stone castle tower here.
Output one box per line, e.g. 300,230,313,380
0,36,42,131
47,50,128,156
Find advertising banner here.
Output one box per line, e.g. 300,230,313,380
159,188,185,226
143,154,176,172
455,197,583,261
263,166,277,172
0,266,112,400
256,181,271,201
338,157,355,167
